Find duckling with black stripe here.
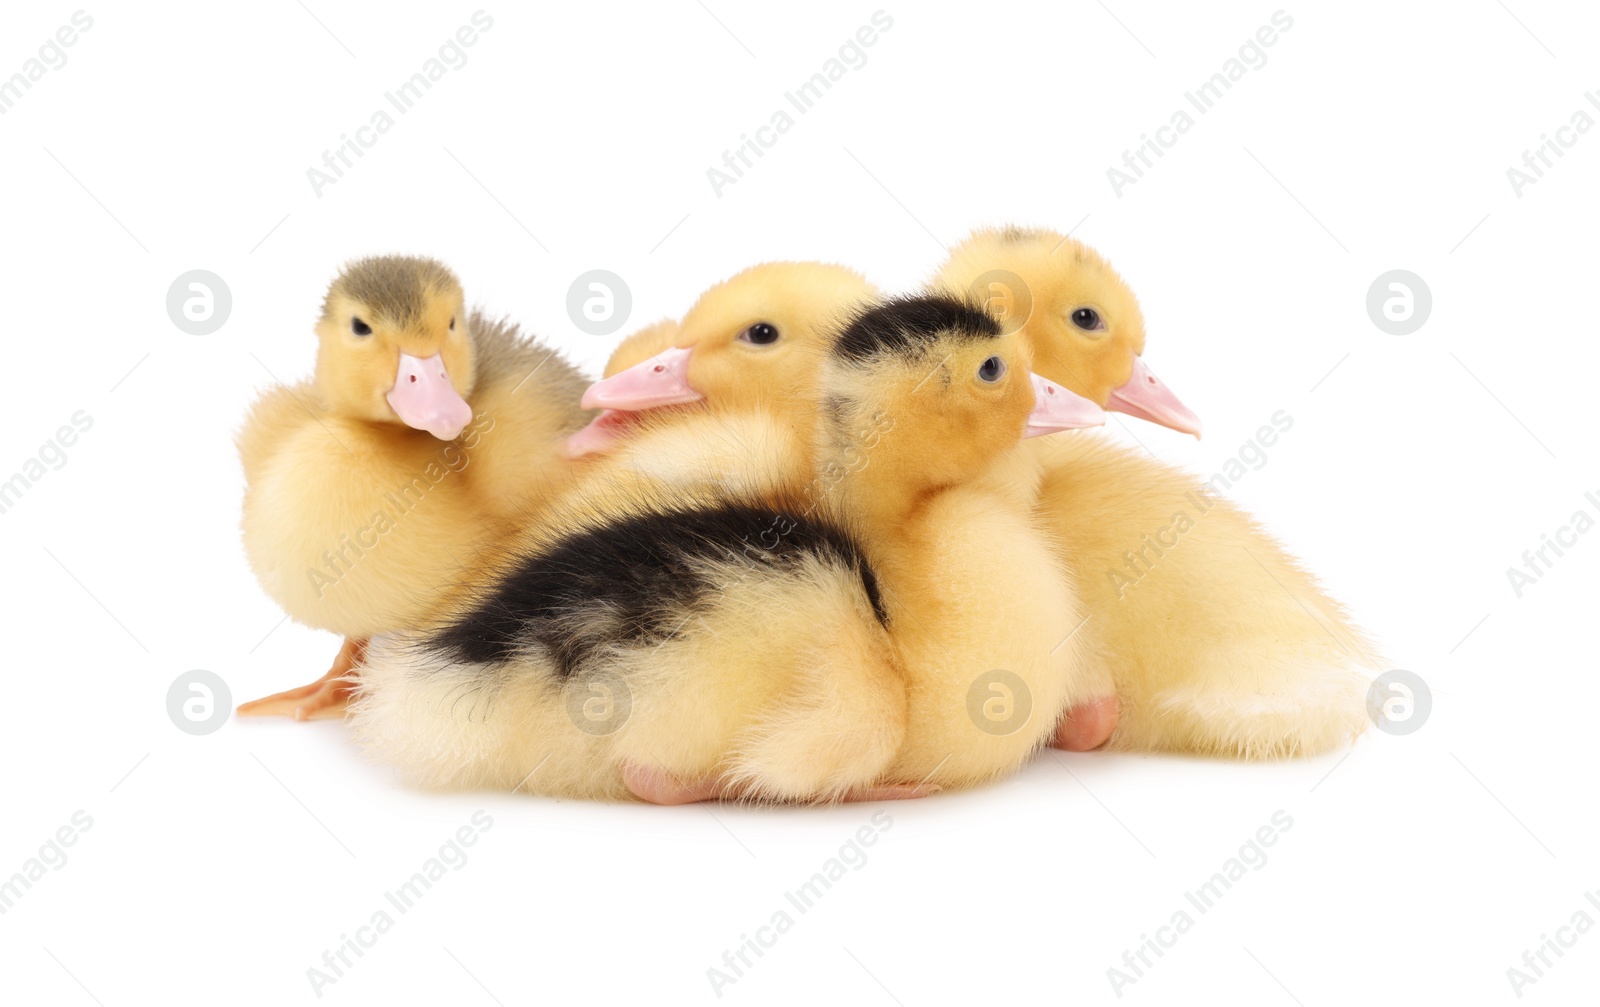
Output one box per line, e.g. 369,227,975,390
348,487,905,802
814,296,1110,788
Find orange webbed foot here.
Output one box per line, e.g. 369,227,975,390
237,637,367,721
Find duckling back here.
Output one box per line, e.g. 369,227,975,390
349,493,905,802
447,310,593,524
1032,433,1377,758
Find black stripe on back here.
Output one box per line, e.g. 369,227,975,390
830,295,1001,363
429,501,886,676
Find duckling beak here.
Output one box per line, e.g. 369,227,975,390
386,352,473,440
561,408,640,459
1026,373,1106,438
579,346,703,411
1107,357,1202,439
563,347,703,458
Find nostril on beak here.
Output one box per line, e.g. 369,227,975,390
409,375,417,383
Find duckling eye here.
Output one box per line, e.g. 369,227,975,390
449,316,456,332
1071,308,1104,331
977,356,1006,383
352,317,372,337
737,322,780,345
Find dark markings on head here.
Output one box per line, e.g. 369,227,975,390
325,256,460,327
992,225,1084,262
998,225,1045,244
830,295,1001,364
428,500,886,676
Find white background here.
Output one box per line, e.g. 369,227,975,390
1,1,1596,1004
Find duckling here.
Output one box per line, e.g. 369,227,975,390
346,295,1107,799
235,256,590,719
933,225,1201,436
936,226,1376,756
817,297,1110,787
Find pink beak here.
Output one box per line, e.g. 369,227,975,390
1026,373,1106,438
386,352,473,440
579,346,703,411
561,408,638,459
564,346,704,458
1107,357,1201,438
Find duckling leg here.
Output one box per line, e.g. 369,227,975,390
1053,695,1119,751
237,637,366,721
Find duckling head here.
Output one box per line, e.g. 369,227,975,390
565,262,878,456
935,226,1201,438
315,255,476,440
819,295,1105,495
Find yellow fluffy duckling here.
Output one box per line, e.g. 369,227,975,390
345,294,1106,799
236,256,589,719
937,226,1377,757
817,296,1110,787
